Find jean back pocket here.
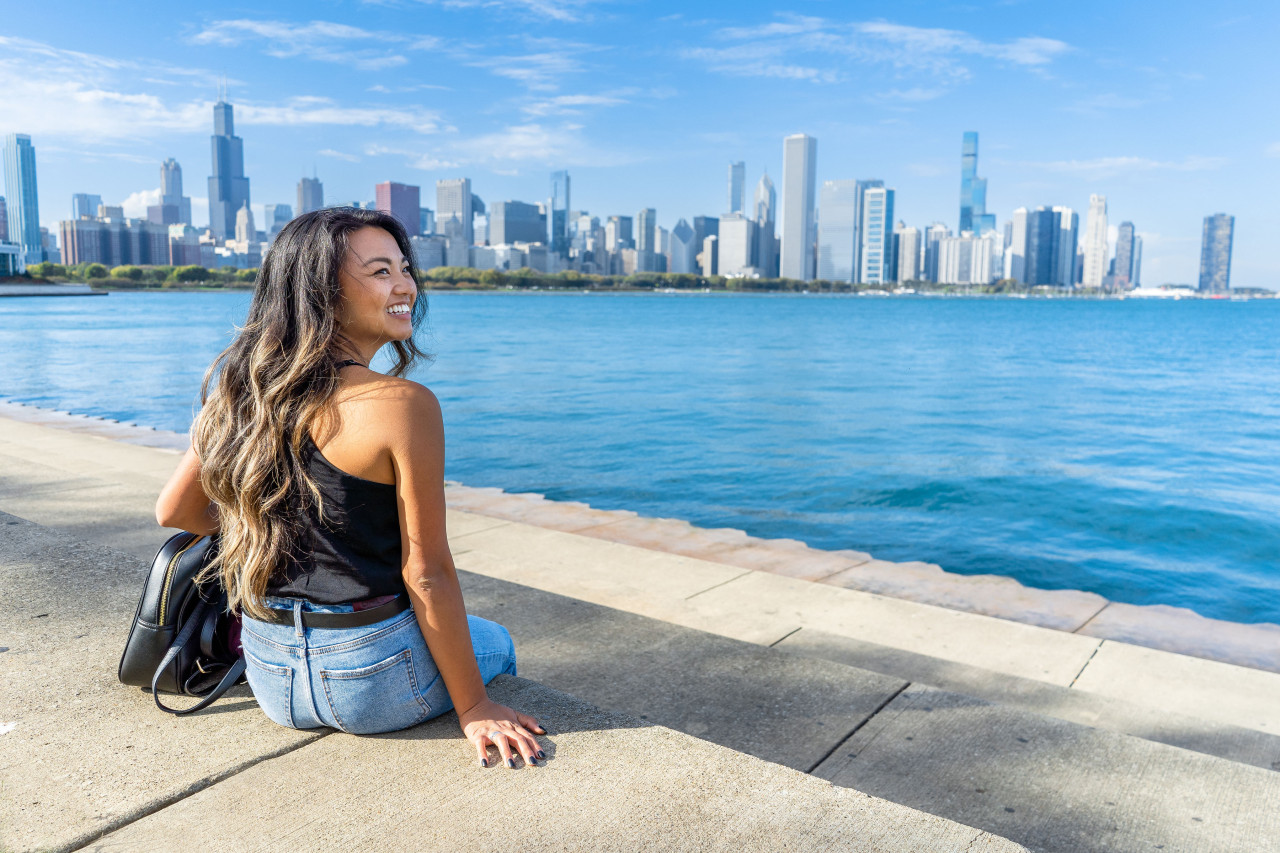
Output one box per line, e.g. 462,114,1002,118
319,648,432,734
243,650,295,729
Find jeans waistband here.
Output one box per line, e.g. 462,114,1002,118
261,594,399,614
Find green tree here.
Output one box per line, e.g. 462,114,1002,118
170,265,210,282
110,265,144,281
235,268,258,283
84,263,110,279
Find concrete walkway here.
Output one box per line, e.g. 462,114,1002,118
3,406,1280,852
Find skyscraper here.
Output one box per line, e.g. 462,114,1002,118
71,193,102,220
717,213,757,277
160,159,192,225
852,179,884,283
1005,208,1027,283
780,134,816,281
859,187,895,285
1131,236,1142,288
207,100,250,241
376,181,422,236
959,131,995,235
1113,221,1137,289
1081,194,1108,289
3,134,42,264
550,170,570,258
923,223,951,283
895,223,921,283
668,219,697,274
817,180,857,283
1019,206,1078,287
0,197,7,242
437,178,473,265
1198,213,1234,292
490,201,546,245
727,161,745,215
263,204,293,239
753,172,777,277
636,207,656,253
297,177,324,215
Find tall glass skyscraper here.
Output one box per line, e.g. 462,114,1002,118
550,170,570,258
780,134,817,281
297,177,324,215
207,100,250,241
1113,221,1137,289
1198,213,1234,292
727,161,745,215
71,193,102,220
817,180,857,283
1081,194,1108,289
3,134,42,265
959,131,995,235
753,172,777,278
859,187,895,285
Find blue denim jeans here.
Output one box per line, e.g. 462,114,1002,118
239,595,517,735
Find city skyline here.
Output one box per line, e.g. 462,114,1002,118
0,1,1273,286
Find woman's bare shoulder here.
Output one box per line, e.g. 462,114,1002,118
337,375,441,443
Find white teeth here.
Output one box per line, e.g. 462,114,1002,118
387,305,409,314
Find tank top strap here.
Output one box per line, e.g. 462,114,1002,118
335,359,365,369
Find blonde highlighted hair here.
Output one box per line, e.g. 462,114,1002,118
191,207,429,618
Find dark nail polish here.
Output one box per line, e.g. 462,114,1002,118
480,758,488,768
537,750,546,759
528,756,537,766
506,758,516,769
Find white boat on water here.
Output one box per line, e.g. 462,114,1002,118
1127,286,1196,299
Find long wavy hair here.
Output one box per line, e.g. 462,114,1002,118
191,207,430,618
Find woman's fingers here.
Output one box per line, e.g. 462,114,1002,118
516,711,546,735
489,728,516,768
473,733,490,767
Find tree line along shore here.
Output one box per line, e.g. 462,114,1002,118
8,262,1272,297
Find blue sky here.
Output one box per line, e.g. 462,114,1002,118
3,0,1277,286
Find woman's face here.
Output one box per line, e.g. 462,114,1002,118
334,226,416,352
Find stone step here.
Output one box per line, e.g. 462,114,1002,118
0,512,1020,853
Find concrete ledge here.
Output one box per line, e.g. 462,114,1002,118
0,283,102,297
90,676,1027,853
1077,601,1280,673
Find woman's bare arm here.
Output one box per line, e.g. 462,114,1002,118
385,381,544,765
155,446,220,535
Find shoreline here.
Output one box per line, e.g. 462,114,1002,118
2,394,1277,673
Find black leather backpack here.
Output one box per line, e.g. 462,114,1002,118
118,531,246,714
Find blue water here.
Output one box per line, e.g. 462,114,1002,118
3,291,1278,625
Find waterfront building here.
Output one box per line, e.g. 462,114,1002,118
549,170,570,258
959,131,996,235
473,213,489,246
491,201,546,245
1081,194,1108,289
605,215,633,252
700,234,718,276
718,213,757,277
409,234,446,270
637,207,657,253
207,99,251,242
168,224,202,266
817,180,857,283
852,180,884,283
263,204,293,240
780,133,817,281
692,216,718,261
235,203,255,243
895,223,921,282
923,223,950,283
72,193,102,221
1019,206,1078,287
859,187,895,285
297,176,324,215
147,159,192,226
938,231,1002,286
3,133,43,265
753,172,778,278
728,161,745,214
59,217,169,266
0,196,7,242
0,242,22,276
437,178,473,264
1198,213,1234,292
1113,221,1138,289
1132,236,1143,287
98,204,124,220
1004,208,1027,282
420,208,435,236
376,181,421,236
41,228,60,264
668,218,697,274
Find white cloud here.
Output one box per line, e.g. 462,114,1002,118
521,92,631,117
0,37,443,140
120,188,161,218
472,51,585,91
318,148,361,162
405,0,600,23
190,19,436,71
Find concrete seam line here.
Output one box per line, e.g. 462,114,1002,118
768,627,803,648
683,569,754,601
446,520,513,540
804,681,911,775
1067,640,1105,689
1070,600,1113,634
64,732,330,853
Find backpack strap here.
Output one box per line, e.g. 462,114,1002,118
151,598,246,716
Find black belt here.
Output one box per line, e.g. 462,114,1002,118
252,596,412,629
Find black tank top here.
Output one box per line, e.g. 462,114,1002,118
266,360,405,603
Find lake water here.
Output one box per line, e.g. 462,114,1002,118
3,290,1278,625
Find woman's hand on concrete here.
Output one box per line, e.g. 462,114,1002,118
459,698,546,768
